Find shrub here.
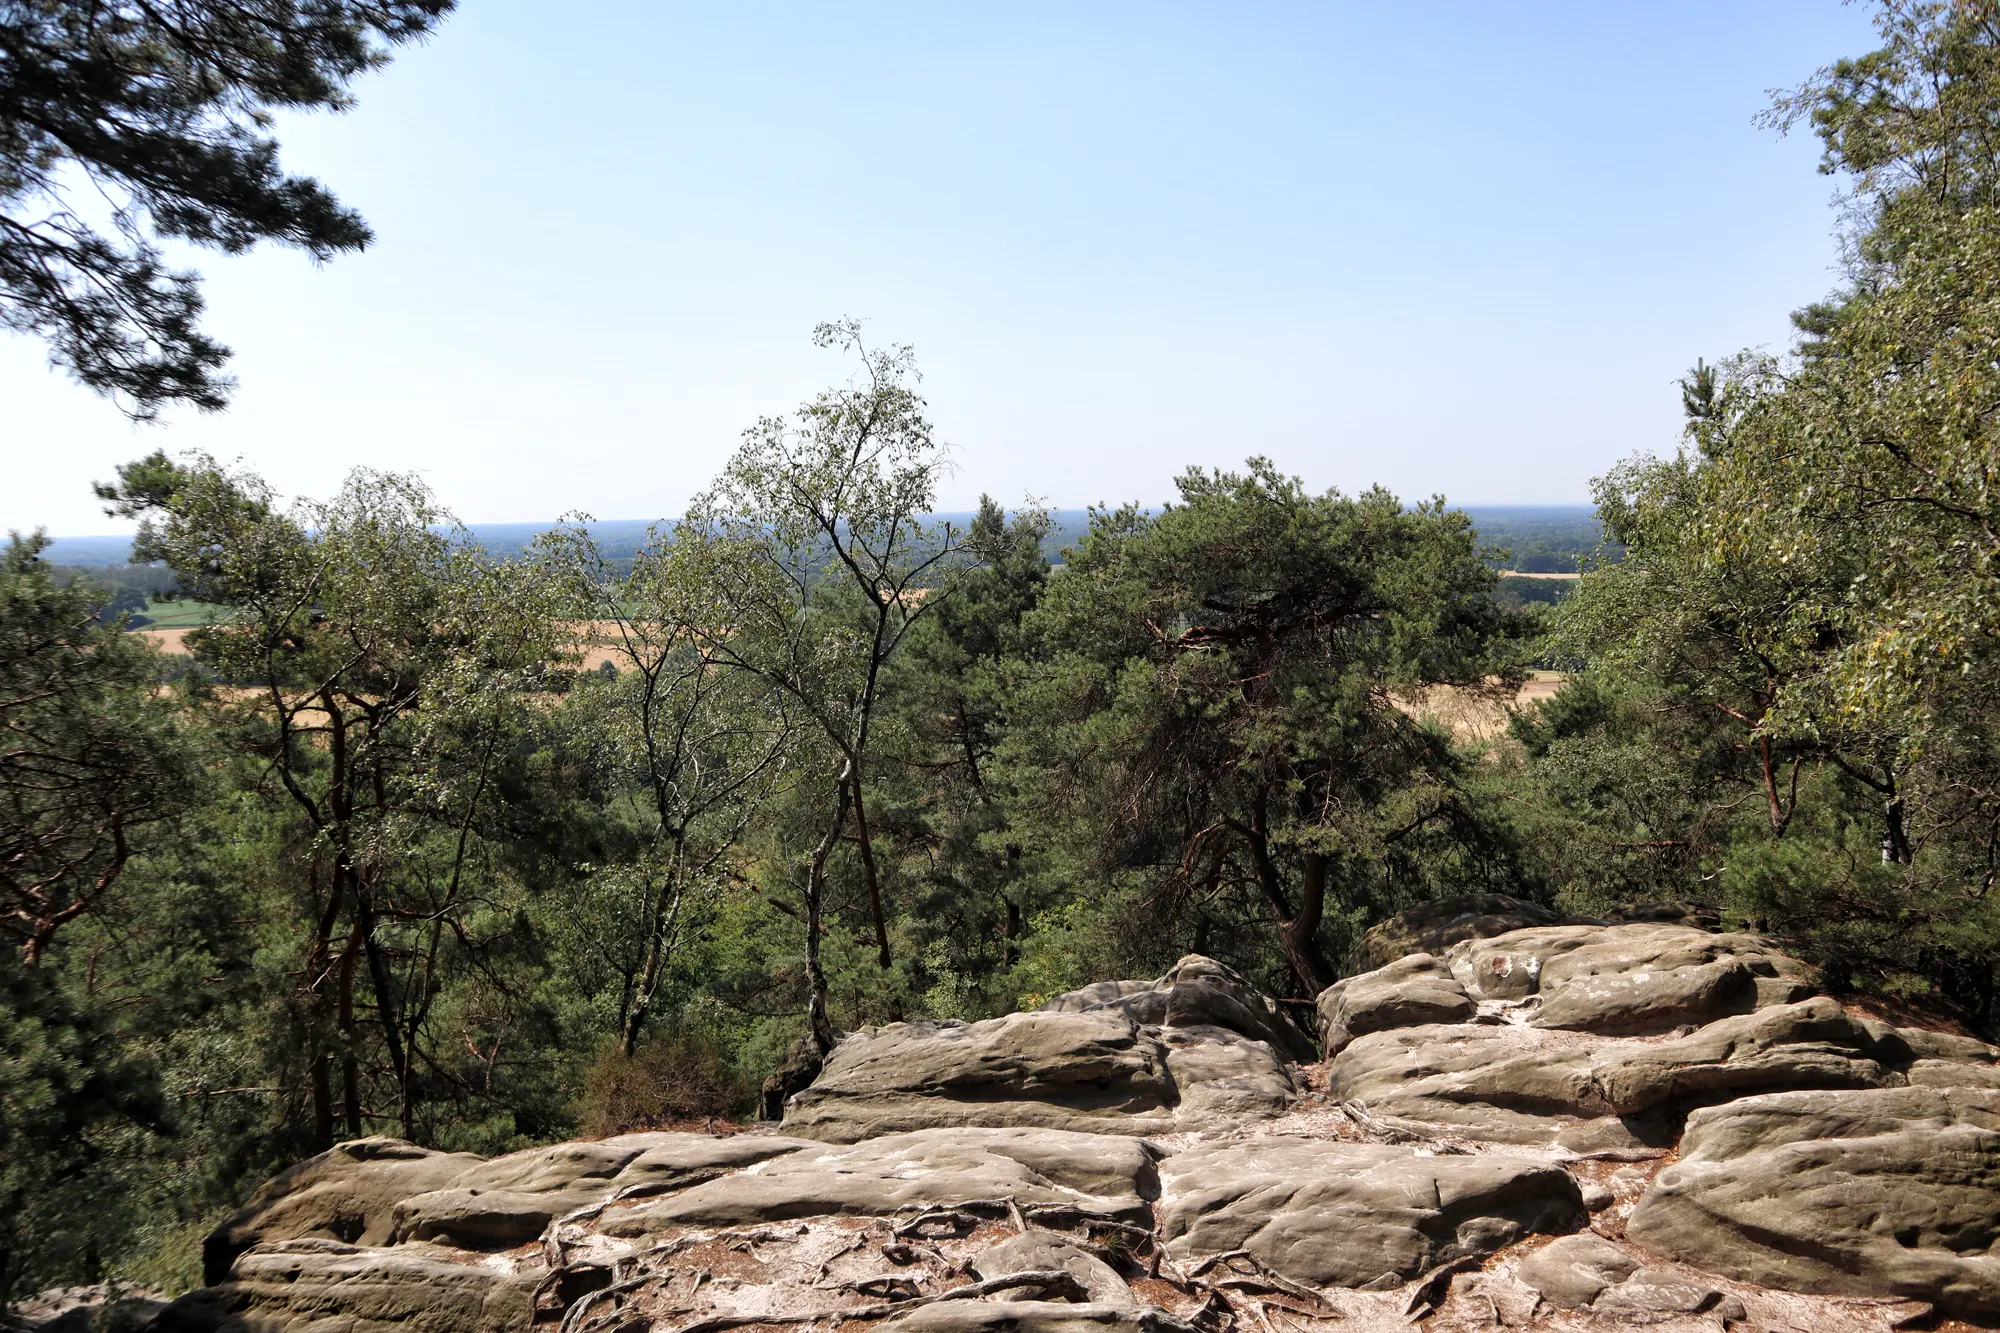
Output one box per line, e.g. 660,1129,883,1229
575,1031,751,1136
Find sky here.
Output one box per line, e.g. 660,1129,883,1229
3,1,1883,537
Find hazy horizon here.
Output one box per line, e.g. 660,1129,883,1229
3,2,1877,535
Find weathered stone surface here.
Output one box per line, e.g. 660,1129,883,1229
781,1009,1180,1141
1530,925,1817,1034
1158,1137,1585,1288
973,1232,1135,1306
605,1127,1162,1234
1158,1027,1297,1129
1627,1085,2000,1314
782,961,1300,1142
4,1286,166,1333
200,1137,482,1285
1315,953,1473,1057
1441,922,1815,1031
1330,1022,1601,1143
155,1239,534,1333
161,924,2000,1333
1592,1271,1745,1321
1345,894,1567,973
391,1132,814,1249
1330,997,1965,1144
1042,956,1312,1064
878,1302,1195,1333
1514,1234,1639,1309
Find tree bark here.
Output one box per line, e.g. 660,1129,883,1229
803,781,853,1055
337,928,363,1138
848,773,892,968
623,838,687,1057
1242,819,1335,995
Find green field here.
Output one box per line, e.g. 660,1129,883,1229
132,600,225,629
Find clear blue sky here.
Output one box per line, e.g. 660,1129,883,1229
3,1,1881,536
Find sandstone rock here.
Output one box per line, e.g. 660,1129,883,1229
878,1302,1195,1333
155,1239,535,1333
1530,925,1816,1034
1514,1233,1639,1308
3,1285,166,1333
392,1132,814,1249
1627,1085,2000,1314
606,1127,1161,1234
201,1137,482,1284
1158,1137,1585,1288
1345,894,1567,973
783,962,1299,1142
1443,922,1815,1030
1592,1271,1744,1320
973,1232,1135,1306
1036,955,1314,1063
1314,953,1472,1057
1330,1022,1602,1143
781,1008,1180,1141
1330,997,1955,1144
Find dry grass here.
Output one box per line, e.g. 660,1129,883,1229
1395,671,1567,744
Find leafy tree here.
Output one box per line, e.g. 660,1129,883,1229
1001,460,1522,996
678,321,974,1052
868,497,1051,1007
1,0,453,415
0,532,192,959
97,452,566,1143
538,521,800,1057
1529,0,2000,1020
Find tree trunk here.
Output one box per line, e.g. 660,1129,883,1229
1288,852,1333,992
1885,793,1913,865
337,928,363,1138
623,841,687,1057
1244,822,1334,995
311,1049,335,1150
848,773,892,968
803,782,853,1055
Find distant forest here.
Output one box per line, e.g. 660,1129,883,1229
40,504,1611,625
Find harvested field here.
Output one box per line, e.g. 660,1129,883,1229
1396,670,1566,743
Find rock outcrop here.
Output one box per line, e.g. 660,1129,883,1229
108,925,2000,1333
780,958,1305,1143
1628,1084,2000,1311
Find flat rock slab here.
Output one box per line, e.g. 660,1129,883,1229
974,1231,1136,1306
1158,1137,1585,1288
154,1239,534,1333
782,969,1298,1143
1514,1233,1640,1308
393,1133,815,1249
1628,1085,2000,1314
604,1127,1163,1234
1330,997,1994,1145
1445,923,1815,1033
1316,953,1473,1057
201,1137,482,1284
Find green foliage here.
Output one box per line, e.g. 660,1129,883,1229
0,533,194,958
1498,0,2000,1025
997,460,1526,995
1,1,453,414
0,947,168,1306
